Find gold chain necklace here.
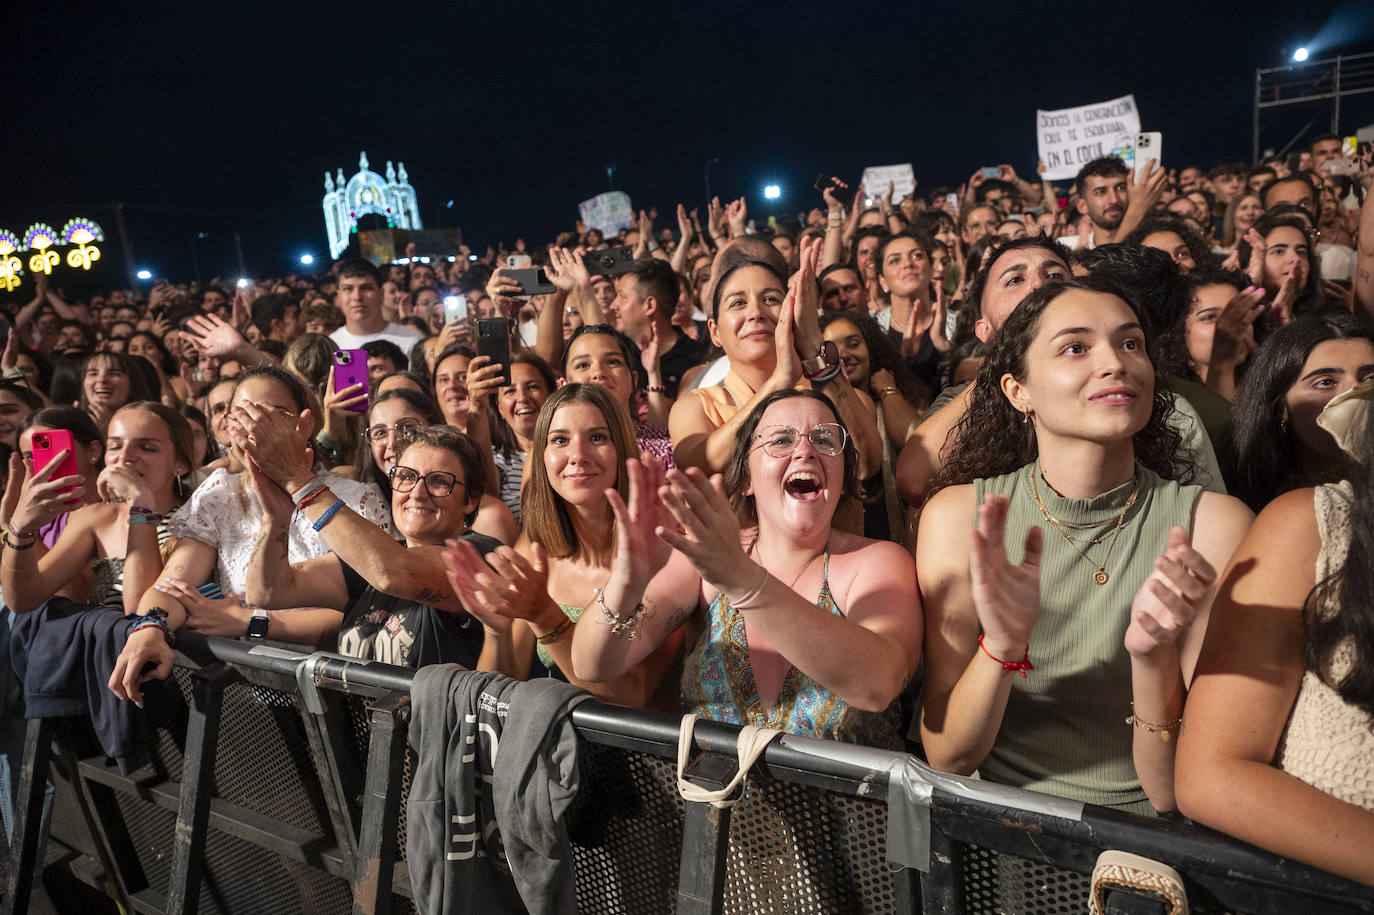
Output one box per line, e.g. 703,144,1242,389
1029,465,1139,585
747,535,828,591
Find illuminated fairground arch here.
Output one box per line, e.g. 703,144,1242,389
322,152,422,260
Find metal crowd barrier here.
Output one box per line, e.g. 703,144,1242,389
2,633,1372,914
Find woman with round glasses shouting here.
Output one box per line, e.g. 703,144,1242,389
236,424,501,668
452,386,923,745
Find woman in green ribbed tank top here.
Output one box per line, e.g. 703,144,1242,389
917,280,1253,815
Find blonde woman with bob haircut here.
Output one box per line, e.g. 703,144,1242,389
444,383,688,707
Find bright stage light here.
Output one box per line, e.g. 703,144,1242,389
136,269,152,280
1294,47,1309,62
299,254,314,266
764,185,781,200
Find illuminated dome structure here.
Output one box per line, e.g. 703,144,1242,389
322,152,421,260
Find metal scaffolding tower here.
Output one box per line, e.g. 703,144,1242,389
1253,51,1374,161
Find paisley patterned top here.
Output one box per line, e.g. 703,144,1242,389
679,550,902,749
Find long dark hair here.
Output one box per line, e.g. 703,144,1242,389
1304,390,1374,718
1152,266,1250,383
1218,312,1374,511
931,278,1189,497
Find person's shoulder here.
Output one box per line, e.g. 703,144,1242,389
328,327,354,346
458,530,502,555
384,323,423,340
1245,487,1317,539
920,483,976,528
831,530,914,571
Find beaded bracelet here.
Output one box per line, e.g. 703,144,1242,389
977,633,1033,678
536,616,574,645
312,499,346,532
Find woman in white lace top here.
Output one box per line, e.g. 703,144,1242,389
1178,382,1374,885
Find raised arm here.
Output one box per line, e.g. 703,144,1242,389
570,458,699,682
790,236,882,479
233,405,465,612
919,489,1043,774
670,205,694,275
1121,493,1251,813
1,449,96,614
241,460,349,611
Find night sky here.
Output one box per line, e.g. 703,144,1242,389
9,0,1374,292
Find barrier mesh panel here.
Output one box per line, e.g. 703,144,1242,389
722,779,895,914
114,794,352,915
214,677,334,834
141,669,332,837
567,743,684,914
961,844,1090,913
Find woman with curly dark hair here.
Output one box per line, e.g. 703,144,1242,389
918,278,1252,814
1151,267,1263,401
1217,312,1374,512
1178,381,1374,885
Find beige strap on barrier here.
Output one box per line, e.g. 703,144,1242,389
676,714,783,809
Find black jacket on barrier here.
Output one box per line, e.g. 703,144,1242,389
407,665,591,915
8,599,146,774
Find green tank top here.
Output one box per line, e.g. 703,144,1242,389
973,463,1201,815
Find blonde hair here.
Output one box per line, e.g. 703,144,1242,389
520,384,640,559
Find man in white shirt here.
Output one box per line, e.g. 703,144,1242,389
330,258,423,354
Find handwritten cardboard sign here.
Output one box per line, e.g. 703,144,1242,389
1036,94,1140,181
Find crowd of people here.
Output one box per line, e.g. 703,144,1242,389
2,135,1374,885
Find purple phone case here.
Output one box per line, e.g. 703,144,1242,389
333,350,370,413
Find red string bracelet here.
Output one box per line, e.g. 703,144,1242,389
296,486,330,511
978,633,1033,678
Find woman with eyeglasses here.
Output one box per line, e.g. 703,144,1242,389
452,386,922,745
235,424,500,668
354,387,517,544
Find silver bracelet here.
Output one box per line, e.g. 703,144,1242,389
594,586,643,640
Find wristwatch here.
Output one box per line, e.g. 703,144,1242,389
246,607,270,640
801,340,839,379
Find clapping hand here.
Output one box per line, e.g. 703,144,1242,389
1124,526,1215,660
227,401,314,489
653,467,752,592
605,457,674,590
442,540,562,635
967,494,1043,660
